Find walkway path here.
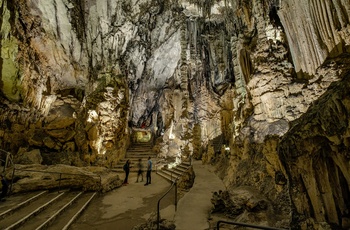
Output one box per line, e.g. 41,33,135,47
174,160,226,230
70,160,225,230
71,173,175,230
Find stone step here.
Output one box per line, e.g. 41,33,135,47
157,162,192,184
114,141,157,173
116,156,157,163
0,190,48,219
115,160,149,168
156,171,175,183
45,192,96,230
112,167,156,173
162,168,182,179
127,148,153,152
113,158,158,173
172,166,188,174
127,143,153,149
181,161,191,167
128,144,153,148
0,190,96,230
177,164,190,171
126,152,156,157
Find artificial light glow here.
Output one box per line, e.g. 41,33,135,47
169,120,175,139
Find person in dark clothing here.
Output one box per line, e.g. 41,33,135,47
144,157,152,186
0,174,9,200
136,158,143,183
123,159,131,185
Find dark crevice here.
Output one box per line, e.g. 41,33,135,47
0,0,4,95
269,5,282,28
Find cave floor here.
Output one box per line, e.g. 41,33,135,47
69,160,225,230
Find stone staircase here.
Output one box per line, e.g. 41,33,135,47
0,189,96,229
113,142,157,173
156,161,192,183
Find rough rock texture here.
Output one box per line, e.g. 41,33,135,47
177,165,195,191
6,164,122,193
279,0,350,76
132,212,176,230
210,187,288,228
1,0,350,229
279,74,350,229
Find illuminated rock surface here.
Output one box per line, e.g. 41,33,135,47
1,0,350,229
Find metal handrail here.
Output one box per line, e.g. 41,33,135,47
156,163,192,230
157,180,177,230
217,220,289,230
0,149,14,174
11,167,102,193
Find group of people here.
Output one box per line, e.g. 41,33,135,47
122,156,152,186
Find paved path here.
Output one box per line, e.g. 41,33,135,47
71,173,175,230
71,160,225,230
174,160,226,230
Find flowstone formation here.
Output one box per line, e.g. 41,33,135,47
1,0,350,229
279,73,350,229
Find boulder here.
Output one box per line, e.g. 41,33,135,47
6,164,122,193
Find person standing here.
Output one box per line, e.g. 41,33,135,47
123,159,131,185
144,156,152,186
136,158,143,182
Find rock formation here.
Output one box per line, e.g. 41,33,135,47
6,164,122,194
1,0,350,229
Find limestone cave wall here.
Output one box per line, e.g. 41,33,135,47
279,73,350,229
1,0,350,229
216,0,350,229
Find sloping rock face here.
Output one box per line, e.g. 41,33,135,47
279,74,350,229
1,0,350,229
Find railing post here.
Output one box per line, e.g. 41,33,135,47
156,163,193,230
157,199,160,230
59,173,62,192
175,180,177,211
10,167,16,194
4,152,9,173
